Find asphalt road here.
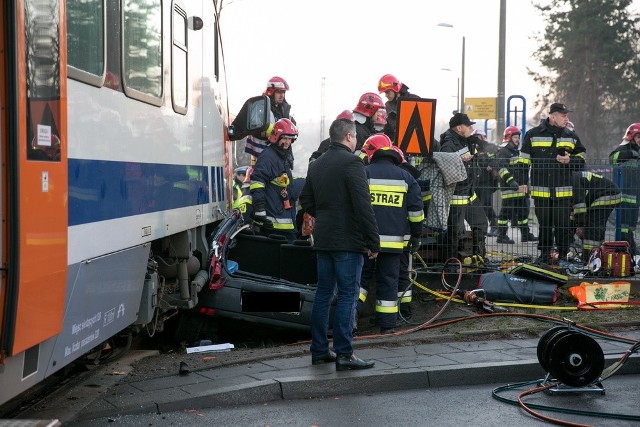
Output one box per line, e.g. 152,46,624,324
64,373,640,426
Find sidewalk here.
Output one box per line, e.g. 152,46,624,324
14,328,640,425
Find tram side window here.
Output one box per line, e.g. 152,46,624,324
172,5,187,114
67,0,105,84
122,0,162,105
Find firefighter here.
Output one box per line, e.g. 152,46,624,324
572,171,621,262
359,134,424,334
439,113,488,260
232,166,249,209
520,103,586,264
609,123,640,257
377,74,420,140
495,126,537,244
250,118,298,242
243,76,296,160
352,92,385,152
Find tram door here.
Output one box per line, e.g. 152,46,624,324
0,0,68,360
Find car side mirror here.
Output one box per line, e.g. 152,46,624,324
228,95,271,141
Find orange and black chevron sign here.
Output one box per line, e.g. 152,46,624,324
396,98,436,155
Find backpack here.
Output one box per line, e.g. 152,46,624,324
589,241,631,277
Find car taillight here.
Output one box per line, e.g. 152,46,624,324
199,307,215,316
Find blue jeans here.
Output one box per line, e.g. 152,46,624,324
310,251,364,358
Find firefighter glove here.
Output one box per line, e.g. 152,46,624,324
408,236,421,254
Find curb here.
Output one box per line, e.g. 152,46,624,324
72,354,640,421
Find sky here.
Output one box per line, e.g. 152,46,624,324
218,0,547,171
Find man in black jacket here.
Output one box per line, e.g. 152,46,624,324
300,119,379,371
521,103,586,264
439,113,488,260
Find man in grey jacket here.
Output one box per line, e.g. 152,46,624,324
300,118,379,371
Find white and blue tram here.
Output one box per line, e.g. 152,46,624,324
0,0,234,405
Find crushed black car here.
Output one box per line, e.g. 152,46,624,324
196,210,333,331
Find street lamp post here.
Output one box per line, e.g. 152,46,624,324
437,23,465,114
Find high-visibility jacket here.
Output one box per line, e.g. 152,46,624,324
366,156,424,253
610,141,640,205
495,142,528,200
520,119,586,198
572,171,621,219
249,144,296,232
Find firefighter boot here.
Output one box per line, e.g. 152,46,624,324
520,226,538,242
472,228,487,258
496,226,515,244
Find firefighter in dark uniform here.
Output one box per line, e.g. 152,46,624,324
609,123,640,257
440,113,488,260
520,103,586,264
495,126,537,244
389,145,421,322
572,171,621,261
360,134,424,334
250,118,298,242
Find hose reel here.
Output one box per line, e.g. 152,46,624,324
537,326,605,388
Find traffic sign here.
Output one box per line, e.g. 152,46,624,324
396,98,436,155
464,97,496,120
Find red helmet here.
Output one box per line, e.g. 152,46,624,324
389,145,406,164
353,92,384,118
378,74,402,93
503,126,521,142
336,109,354,120
623,123,640,141
268,118,298,143
265,76,289,96
361,134,392,162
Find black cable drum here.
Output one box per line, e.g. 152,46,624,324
537,327,605,387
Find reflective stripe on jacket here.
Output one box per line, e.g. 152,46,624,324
520,119,586,198
367,157,424,253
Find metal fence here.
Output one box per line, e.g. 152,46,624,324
419,157,633,269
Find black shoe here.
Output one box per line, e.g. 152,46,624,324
380,327,396,335
521,233,538,242
336,354,375,371
496,235,515,244
312,350,337,365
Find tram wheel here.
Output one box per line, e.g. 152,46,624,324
80,329,133,365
